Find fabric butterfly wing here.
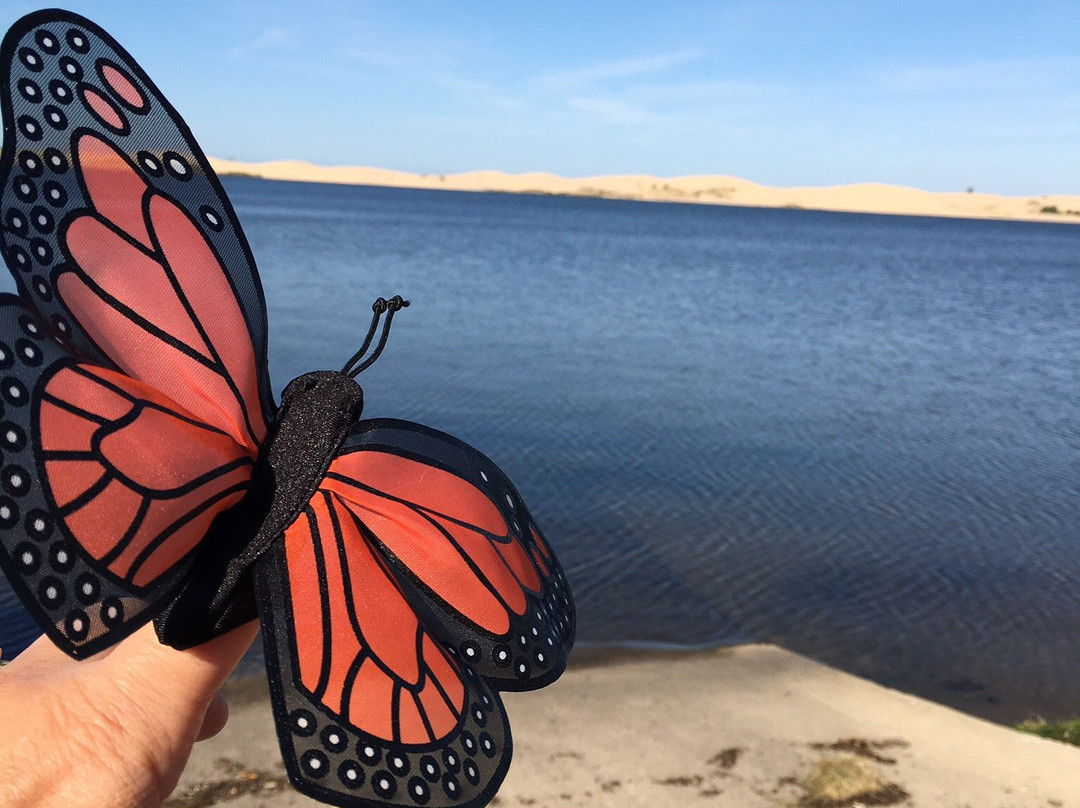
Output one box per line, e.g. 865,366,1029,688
254,418,574,806
256,492,512,808
0,296,202,655
0,12,576,808
0,8,274,410
324,419,575,689
0,9,273,656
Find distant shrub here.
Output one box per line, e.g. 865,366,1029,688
1016,716,1080,746
1040,205,1060,214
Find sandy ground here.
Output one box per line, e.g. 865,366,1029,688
207,158,1080,225
167,644,1080,808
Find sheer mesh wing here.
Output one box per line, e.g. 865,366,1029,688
0,9,276,657
0,9,275,433
322,419,575,691
256,491,512,808
0,295,254,657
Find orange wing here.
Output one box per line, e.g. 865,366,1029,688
254,419,575,806
0,295,257,657
284,491,466,743
36,361,255,590
256,490,512,808
0,40,276,654
325,419,575,690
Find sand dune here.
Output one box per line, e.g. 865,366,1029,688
208,157,1080,225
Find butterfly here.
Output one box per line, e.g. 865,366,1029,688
0,8,575,808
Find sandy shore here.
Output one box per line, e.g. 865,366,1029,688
208,158,1080,225
167,644,1080,808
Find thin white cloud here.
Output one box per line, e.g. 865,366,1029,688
341,27,462,73
879,56,1080,95
536,50,705,93
434,74,532,112
629,77,787,108
229,28,294,58
343,45,444,72
566,96,655,125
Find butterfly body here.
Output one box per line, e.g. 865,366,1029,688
0,9,574,808
156,369,366,650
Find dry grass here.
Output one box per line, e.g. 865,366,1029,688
809,738,909,765
802,755,909,807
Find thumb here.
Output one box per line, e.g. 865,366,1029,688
0,621,262,808
103,620,259,742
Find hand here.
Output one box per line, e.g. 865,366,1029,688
0,620,259,808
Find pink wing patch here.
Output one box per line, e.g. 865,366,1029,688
59,132,267,452
99,61,148,111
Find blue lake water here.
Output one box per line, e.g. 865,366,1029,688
1,179,1078,723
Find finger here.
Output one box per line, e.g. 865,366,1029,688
3,622,143,675
195,690,230,742
1,632,78,678
105,621,259,722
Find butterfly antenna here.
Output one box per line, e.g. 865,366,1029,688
340,298,387,374
341,295,410,378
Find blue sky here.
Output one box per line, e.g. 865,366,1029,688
4,1,1078,194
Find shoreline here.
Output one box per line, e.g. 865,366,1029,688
228,641,1074,729
170,644,1080,807
208,157,1080,226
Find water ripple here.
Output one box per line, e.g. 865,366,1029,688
1,184,1076,722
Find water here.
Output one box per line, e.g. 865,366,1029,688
1,179,1077,723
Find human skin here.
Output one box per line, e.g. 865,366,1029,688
0,620,258,808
